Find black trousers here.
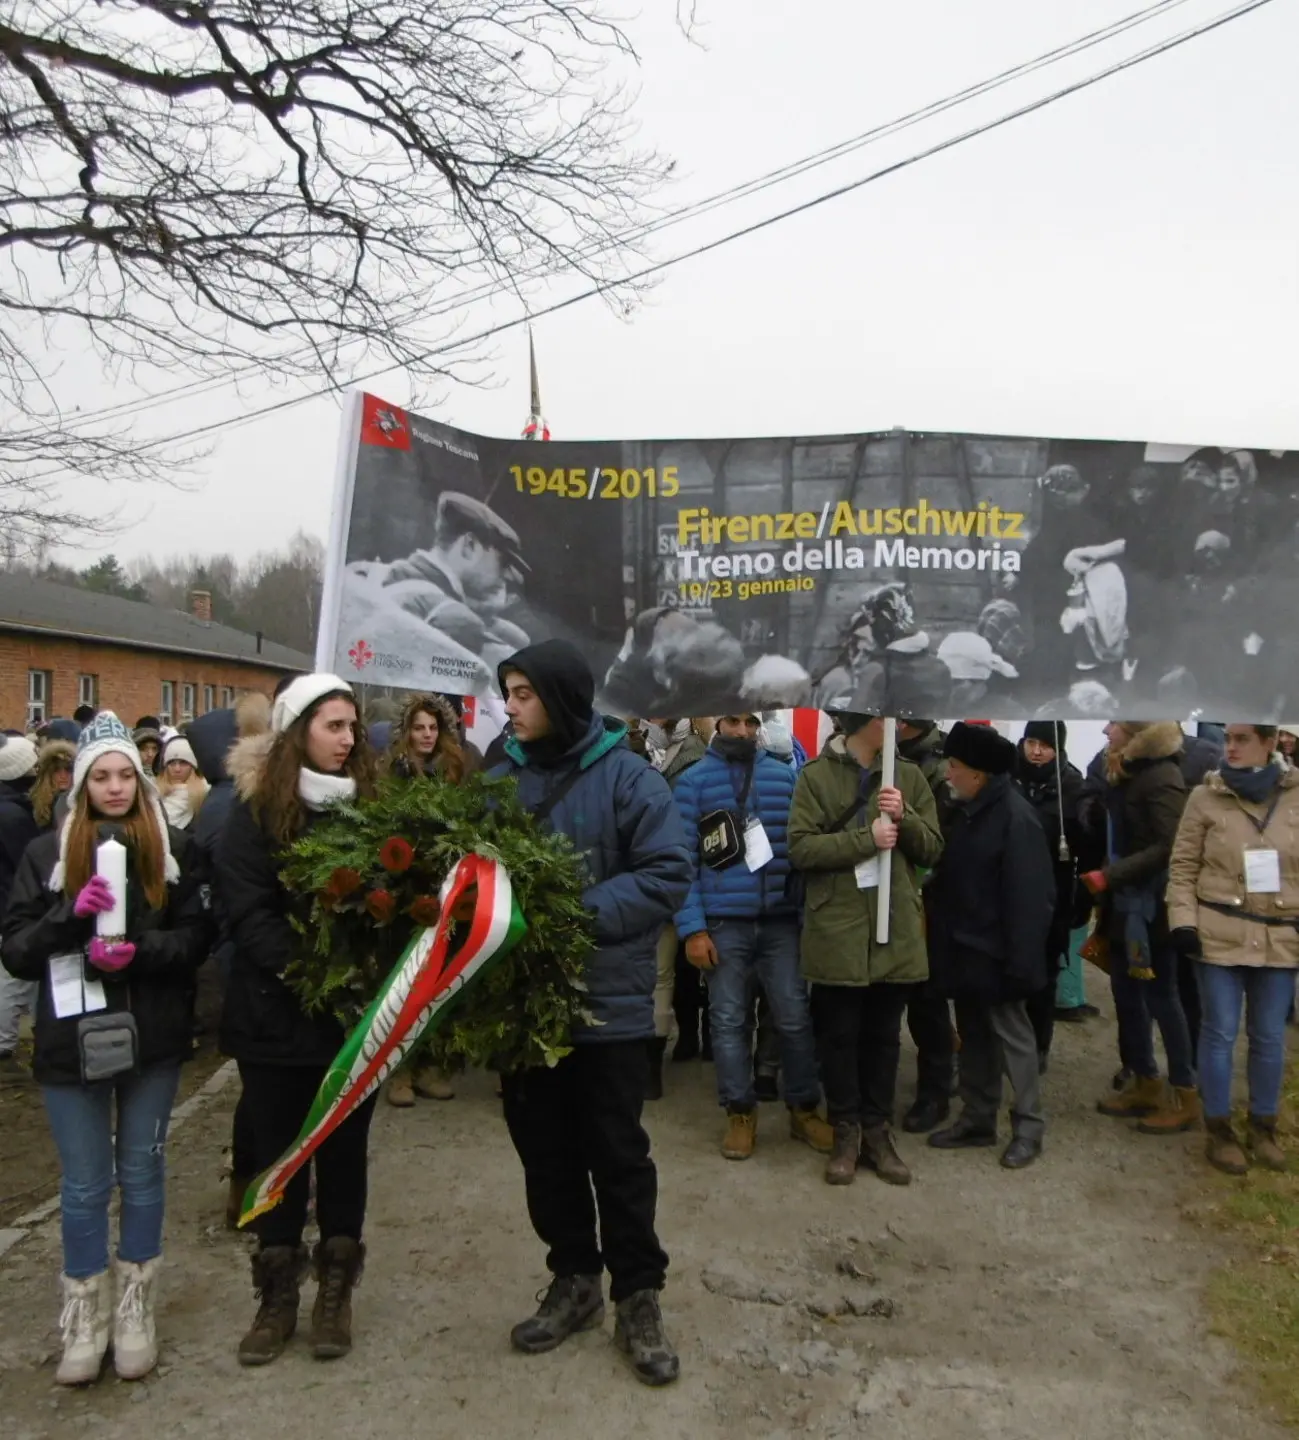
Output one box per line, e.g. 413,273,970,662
237,1062,377,1250
811,982,911,1129
230,1085,256,1179
502,1041,668,1303
673,949,710,1051
905,989,956,1100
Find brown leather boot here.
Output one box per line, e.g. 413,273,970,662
721,1109,757,1161
1247,1116,1287,1172
238,1246,308,1366
789,1107,835,1154
1205,1117,1249,1176
310,1237,365,1360
385,1072,415,1107
1096,1073,1163,1118
859,1124,912,1186
824,1122,860,1186
1137,1085,1202,1134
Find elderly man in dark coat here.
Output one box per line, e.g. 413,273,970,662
924,724,1056,1170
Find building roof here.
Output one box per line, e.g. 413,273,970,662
0,574,312,671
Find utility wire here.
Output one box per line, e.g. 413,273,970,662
36,0,1197,435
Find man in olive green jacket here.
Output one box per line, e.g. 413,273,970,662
788,714,943,1186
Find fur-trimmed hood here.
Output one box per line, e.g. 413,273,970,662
391,694,462,750
1106,721,1186,782
229,732,274,802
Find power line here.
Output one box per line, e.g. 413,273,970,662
119,0,1272,455
33,0,1196,437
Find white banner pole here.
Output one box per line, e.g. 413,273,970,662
314,390,366,674
875,716,897,946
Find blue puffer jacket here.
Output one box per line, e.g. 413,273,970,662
490,713,691,1043
671,744,796,939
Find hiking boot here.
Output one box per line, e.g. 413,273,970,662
310,1237,364,1360
721,1108,757,1161
1248,1116,1287,1172
238,1246,308,1366
824,1122,861,1186
1137,1085,1202,1134
56,1272,112,1385
645,1040,667,1102
113,1258,160,1381
225,1173,252,1232
929,1115,997,1149
902,1093,950,1134
859,1124,911,1184
1096,1073,1163,1118
789,1107,835,1154
385,1071,416,1107
510,1274,605,1354
1205,1117,1249,1176
613,1289,680,1387
413,1067,455,1101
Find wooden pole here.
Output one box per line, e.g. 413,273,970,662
875,716,897,946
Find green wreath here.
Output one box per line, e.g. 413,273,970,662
279,772,595,1073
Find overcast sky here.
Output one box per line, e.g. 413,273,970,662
50,0,1299,565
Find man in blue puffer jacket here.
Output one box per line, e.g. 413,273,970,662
489,639,689,1389
672,714,833,1164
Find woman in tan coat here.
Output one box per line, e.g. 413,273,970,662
1168,724,1299,1174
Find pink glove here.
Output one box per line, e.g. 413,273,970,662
73,876,116,919
88,938,135,972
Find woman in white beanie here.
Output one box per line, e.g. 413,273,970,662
156,734,209,832
0,713,211,1385
216,675,378,1368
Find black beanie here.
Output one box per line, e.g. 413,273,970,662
1023,719,1066,751
945,722,1016,776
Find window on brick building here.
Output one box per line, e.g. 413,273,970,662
222,687,236,708
27,669,51,728
181,683,196,722
159,681,175,726
203,685,215,715
78,674,98,710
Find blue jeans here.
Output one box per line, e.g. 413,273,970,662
1196,963,1297,1119
705,917,821,1110
42,1063,181,1279
1109,940,1196,1089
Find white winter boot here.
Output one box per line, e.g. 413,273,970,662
113,1257,160,1380
56,1272,112,1385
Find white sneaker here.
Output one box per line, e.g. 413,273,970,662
56,1272,111,1385
113,1258,160,1380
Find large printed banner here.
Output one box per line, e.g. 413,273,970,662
316,393,1299,721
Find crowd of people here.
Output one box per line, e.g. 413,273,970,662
0,663,1296,1395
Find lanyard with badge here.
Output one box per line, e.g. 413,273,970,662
1243,790,1285,897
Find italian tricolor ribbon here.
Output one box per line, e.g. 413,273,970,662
239,853,526,1226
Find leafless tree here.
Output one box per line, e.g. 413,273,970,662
0,0,674,546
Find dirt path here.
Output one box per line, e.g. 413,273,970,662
0,1006,1287,1440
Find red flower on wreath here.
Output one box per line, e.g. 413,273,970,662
325,867,363,899
365,889,397,924
408,895,441,927
379,836,415,874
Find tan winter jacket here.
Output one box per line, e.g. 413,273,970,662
1167,766,1299,968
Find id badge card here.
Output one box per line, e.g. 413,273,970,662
744,818,774,872
854,856,881,890
49,951,106,1019
1244,848,1282,895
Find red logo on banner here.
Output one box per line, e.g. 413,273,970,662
360,394,411,450
461,696,477,728
348,640,374,671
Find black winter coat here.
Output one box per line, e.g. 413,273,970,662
216,798,344,1067
924,775,1056,1002
0,829,211,1084
1014,747,1085,958
0,780,39,916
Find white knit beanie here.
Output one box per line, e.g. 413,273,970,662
272,674,353,734
0,734,38,783
50,711,180,893
162,735,199,771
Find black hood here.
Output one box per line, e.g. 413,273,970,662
498,639,595,760
187,708,238,785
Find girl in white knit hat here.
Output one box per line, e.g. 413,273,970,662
156,733,210,831
0,712,211,1386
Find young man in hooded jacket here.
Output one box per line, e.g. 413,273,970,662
489,640,690,1388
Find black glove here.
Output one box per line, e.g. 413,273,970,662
1169,927,1202,962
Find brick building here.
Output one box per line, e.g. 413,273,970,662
0,575,311,731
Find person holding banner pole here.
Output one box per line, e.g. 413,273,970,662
788,708,943,1187
217,676,379,1367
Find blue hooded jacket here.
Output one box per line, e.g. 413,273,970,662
489,705,690,1044
671,741,796,938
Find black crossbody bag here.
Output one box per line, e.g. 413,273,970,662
699,762,756,872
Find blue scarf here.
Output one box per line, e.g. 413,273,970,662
1220,763,1282,807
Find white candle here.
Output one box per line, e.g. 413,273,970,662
95,837,128,939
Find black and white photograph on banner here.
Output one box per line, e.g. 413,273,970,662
320,394,1299,721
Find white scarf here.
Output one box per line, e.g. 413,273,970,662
161,786,196,830
298,768,357,812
